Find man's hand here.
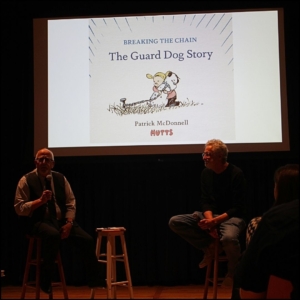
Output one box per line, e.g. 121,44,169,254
199,218,216,230
198,219,219,238
41,190,52,204
60,223,72,239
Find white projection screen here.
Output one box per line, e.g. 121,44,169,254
33,8,289,156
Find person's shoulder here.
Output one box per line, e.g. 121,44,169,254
51,171,66,180
227,163,245,177
262,199,299,230
51,170,64,176
266,199,299,216
229,163,243,172
24,169,37,179
201,167,213,175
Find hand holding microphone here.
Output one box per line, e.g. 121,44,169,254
41,190,52,203
41,175,53,203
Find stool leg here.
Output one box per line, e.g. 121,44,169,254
90,288,96,299
106,235,113,299
21,238,35,299
91,232,103,299
56,252,68,299
95,233,102,259
203,259,212,299
120,235,133,299
35,238,42,299
213,239,220,299
111,236,117,299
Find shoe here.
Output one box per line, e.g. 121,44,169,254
221,274,234,288
199,241,223,268
199,243,215,268
199,253,213,268
88,274,106,288
40,266,52,294
40,277,52,294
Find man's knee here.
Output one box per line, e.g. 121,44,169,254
168,216,179,230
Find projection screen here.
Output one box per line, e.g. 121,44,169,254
33,8,289,156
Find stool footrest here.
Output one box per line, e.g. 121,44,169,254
111,280,130,286
98,254,125,258
98,259,125,263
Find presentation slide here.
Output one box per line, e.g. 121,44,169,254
46,10,284,151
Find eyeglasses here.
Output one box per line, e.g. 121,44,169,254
202,152,213,157
35,157,53,163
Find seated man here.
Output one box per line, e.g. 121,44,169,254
169,139,247,287
14,148,103,294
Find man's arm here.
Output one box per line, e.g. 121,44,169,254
14,176,51,216
64,177,76,220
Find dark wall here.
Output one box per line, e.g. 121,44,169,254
1,1,299,287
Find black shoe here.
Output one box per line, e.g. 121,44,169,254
88,277,106,288
40,268,52,294
88,271,106,289
40,278,52,294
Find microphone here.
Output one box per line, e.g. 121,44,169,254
45,174,56,218
45,174,52,191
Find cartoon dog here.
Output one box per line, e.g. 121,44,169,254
164,71,181,107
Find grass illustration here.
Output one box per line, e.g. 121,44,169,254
108,99,199,116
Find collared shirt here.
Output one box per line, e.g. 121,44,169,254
14,169,76,220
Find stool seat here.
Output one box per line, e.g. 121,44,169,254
90,227,133,299
21,235,68,299
203,238,228,299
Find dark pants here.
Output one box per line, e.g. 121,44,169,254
29,218,101,286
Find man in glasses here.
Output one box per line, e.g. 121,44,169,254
169,139,247,287
14,148,103,294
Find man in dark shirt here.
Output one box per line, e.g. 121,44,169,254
169,139,247,287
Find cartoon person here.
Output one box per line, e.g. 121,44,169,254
146,72,168,105
163,71,181,107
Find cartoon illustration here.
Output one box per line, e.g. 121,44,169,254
147,71,181,107
163,71,181,107
146,72,168,106
119,70,181,109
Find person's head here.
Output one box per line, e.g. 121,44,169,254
273,164,299,205
146,72,166,87
34,148,55,177
202,139,228,171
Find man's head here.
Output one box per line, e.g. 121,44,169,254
34,148,55,177
202,139,228,171
273,164,299,205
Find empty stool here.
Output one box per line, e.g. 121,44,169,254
21,235,68,299
90,227,133,299
203,238,228,299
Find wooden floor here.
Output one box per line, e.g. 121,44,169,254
1,284,233,299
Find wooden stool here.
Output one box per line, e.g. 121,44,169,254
203,238,228,299
90,227,133,299
21,235,68,299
